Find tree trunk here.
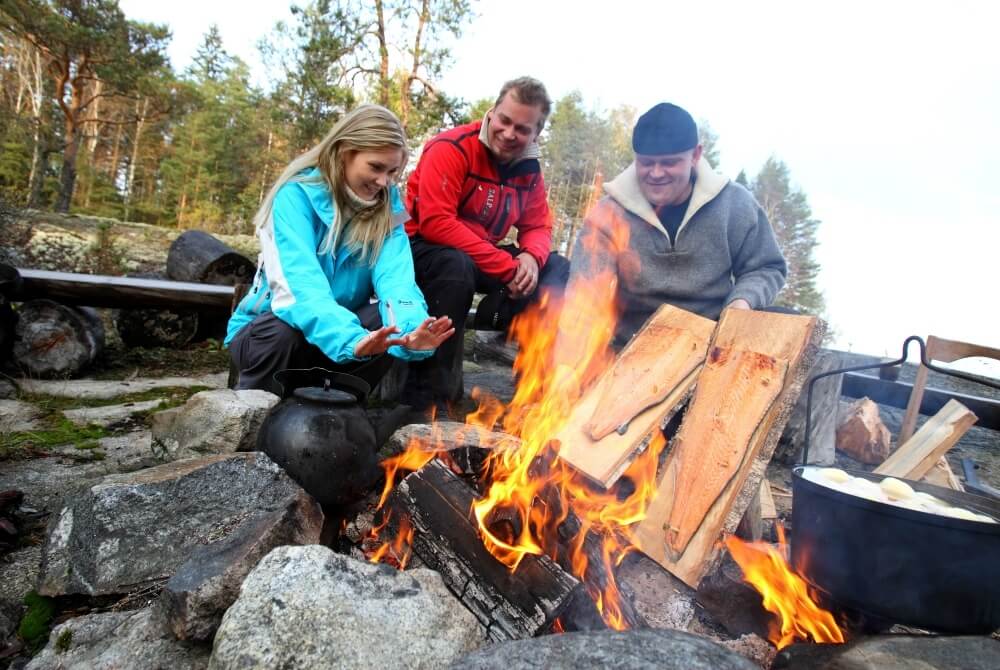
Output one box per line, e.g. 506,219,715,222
56,124,81,213
400,0,430,132
124,97,149,221
374,0,390,107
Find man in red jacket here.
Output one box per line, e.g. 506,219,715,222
403,76,569,413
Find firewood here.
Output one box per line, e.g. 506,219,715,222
875,399,978,480
922,456,964,491
835,397,891,464
387,459,583,641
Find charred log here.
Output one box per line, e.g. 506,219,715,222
387,459,583,641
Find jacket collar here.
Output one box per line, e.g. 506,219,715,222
603,157,729,237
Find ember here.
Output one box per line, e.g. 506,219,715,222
724,525,845,649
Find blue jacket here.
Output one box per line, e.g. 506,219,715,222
225,169,433,363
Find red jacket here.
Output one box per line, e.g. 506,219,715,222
405,121,553,282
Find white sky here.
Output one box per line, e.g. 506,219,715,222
120,0,1000,374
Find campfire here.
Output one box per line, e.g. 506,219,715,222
356,222,844,650
725,526,845,649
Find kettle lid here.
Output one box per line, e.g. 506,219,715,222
293,385,358,405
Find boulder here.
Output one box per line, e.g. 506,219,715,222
163,497,323,641
773,634,1000,670
151,389,279,461
15,372,227,401
37,452,319,597
450,629,757,670
209,546,484,670
25,607,210,670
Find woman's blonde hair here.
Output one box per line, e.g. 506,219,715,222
253,104,408,264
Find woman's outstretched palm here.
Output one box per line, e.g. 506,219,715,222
401,316,454,350
354,316,454,358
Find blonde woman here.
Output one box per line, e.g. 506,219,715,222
226,105,453,396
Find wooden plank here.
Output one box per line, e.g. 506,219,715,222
553,304,715,488
874,399,978,480
922,456,964,491
774,349,843,465
13,268,234,311
631,308,820,587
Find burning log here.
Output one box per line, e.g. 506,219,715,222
386,459,583,641
835,397,891,464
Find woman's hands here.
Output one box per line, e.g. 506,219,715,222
353,316,454,358
400,316,454,350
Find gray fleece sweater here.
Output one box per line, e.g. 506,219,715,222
568,159,787,345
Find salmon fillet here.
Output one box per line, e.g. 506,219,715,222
585,325,705,441
665,346,786,557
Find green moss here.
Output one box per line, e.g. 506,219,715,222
18,385,213,411
0,415,107,459
55,628,72,653
17,591,55,651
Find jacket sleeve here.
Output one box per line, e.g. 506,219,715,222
265,183,369,363
513,172,553,269
411,142,521,282
372,188,434,361
725,202,788,309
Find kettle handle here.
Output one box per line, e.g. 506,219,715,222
272,367,371,402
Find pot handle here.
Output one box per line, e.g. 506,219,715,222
272,367,371,402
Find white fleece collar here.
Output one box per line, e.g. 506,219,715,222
603,157,729,238
478,112,541,166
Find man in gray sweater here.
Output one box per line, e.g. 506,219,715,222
567,102,787,347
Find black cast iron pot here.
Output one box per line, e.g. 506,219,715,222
791,466,1000,633
256,369,377,507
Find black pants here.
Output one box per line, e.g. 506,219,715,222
403,238,570,410
228,305,393,398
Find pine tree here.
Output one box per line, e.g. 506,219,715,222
750,156,825,315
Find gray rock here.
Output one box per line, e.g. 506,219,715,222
151,389,279,461
0,399,46,433
25,606,210,670
0,457,111,512
62,399,165,427
0,545,42,606
163,495,323,641
37,452,318,597
209,546,484,670
16,373,227,400
450,629,757,670
773,634,1000,670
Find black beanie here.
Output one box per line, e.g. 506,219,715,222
632,103,698,155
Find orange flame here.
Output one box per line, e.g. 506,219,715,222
725,526,845,649
371,212,659,629
367,510,414,569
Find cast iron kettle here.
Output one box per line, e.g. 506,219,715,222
256,368,377,507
